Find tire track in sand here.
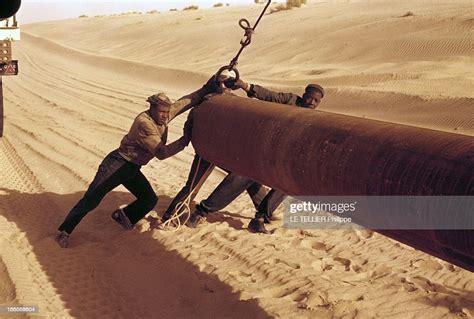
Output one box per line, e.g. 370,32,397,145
0,138,148,318
0,138,71,317
0,138,270,318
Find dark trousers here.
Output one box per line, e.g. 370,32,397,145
255,189,287,222
164,154,215,217
164,154,266,217
200,172,264,213
58,150,157,234
198,172,285,222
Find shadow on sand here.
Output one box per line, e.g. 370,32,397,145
0,188,270,318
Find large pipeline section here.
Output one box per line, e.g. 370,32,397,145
192,95,474,271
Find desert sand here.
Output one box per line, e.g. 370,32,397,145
0,0,473,318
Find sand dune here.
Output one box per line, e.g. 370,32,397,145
0,1,473,318
23,1,474,135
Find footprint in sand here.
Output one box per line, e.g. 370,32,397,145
352,264,363,273
410,259,443,271
312,242,328,250
369,264,392,279
200,251,231,261
355,229,374,239
299,230,321,238
333,257,352,271
301,239,329,251
269,258,301,270
197,263,217,273
310,257,335,272
228,270,254,283
222,230,240,242
266,285,303,299
296,290,330,310
408,275,454,294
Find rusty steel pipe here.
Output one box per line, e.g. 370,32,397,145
191,95,474,270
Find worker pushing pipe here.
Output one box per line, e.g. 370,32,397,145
191,94,474,271
162,0,273,228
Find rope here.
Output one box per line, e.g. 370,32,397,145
157,3,273,230
160,157,215,232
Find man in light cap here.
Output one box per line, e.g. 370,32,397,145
186,79,325,233
55,78,219,248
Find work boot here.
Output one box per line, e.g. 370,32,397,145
186,212,205,228
55,231,70,248
248,217,269,234
111,208,133,230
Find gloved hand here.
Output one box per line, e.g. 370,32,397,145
201,71,241,95
224,78,249,91
201,75,220,94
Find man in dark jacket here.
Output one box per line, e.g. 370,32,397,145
55,80,218,248
186,79,324,233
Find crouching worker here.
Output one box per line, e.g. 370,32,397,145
55,82,216,248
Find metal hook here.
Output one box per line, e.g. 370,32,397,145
215,0,272,83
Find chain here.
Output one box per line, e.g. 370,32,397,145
216,0,272,81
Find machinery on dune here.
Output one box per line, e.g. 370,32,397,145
0,0,21,137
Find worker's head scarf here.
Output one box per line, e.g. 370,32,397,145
147,92,172,107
